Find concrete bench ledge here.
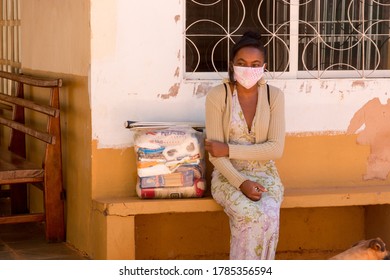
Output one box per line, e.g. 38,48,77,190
93,185,390,217
91,184,390,259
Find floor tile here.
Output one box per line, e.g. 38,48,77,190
0,222,89,260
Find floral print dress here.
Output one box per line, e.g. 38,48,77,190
211,88,284,260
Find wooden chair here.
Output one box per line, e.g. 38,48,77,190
0,71,65,242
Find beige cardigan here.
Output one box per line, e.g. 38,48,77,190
205,79,285,189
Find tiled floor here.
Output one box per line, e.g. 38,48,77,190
0,198,89,260
0,222,90,260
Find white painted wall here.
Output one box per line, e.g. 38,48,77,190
91,0,390,149
273,79,390,134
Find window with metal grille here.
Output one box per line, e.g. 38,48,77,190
185,0,390,80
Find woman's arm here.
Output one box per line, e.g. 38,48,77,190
205,86,248,189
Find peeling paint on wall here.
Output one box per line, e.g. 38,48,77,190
158,83,180,99
299,82,304,92
174,67,180,78
351,80,366,89
320,81,328,89
287,131,345,137
347,97,390,180
330,83,337,94
298,81,313,94
305,82,312,94
193,83,213,98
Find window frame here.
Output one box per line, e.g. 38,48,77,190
183,0,390,81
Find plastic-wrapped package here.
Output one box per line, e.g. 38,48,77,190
133,126,206,199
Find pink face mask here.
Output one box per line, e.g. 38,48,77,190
233,65,264,89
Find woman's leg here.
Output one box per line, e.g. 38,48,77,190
211,172,283,260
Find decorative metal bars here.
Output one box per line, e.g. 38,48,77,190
185,0,390,79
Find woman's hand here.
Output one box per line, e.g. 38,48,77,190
239,180,267,201
204,139,229,157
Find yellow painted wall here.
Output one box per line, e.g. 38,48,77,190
129,133,387,259
21,0,90,76
98,133,383,198
91,141,137,199
20,0,92,255
366,204,390,245
91,133,388,259
132,206,365,260
277,134,381,188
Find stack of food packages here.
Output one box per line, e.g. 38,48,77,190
133,126,206,199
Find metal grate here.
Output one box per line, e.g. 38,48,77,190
185,0,290,79
298,0,390,78
185,0,390,79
